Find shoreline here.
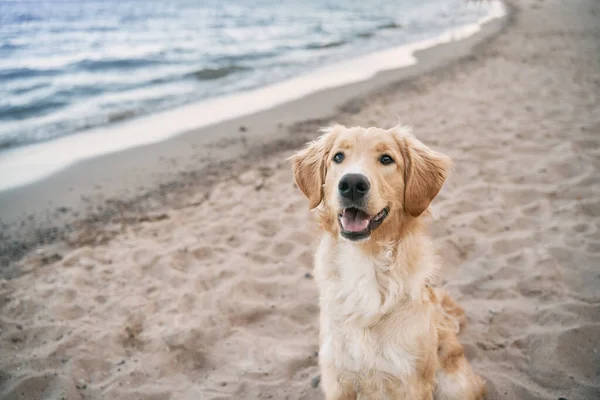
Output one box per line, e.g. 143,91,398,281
0,4,509,270
0,1,504,193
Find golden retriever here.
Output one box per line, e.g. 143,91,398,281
290,124,485,400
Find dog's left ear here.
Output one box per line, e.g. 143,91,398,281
397,131,452,217
289,128,338,209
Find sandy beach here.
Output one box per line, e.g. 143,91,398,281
1,0,600,399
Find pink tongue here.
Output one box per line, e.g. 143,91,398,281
341,209,370,232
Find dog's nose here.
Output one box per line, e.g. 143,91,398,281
338,174,370,201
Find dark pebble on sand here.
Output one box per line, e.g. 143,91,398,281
311,375,321,388
239,125,247,132
304,272,313,279
220,382,227,387
10,333,25,343
42,254,63,264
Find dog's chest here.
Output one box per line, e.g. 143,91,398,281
318,242,415,379
330,245,386,322
321,324,415,380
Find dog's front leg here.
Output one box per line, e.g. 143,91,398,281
320,365,357,400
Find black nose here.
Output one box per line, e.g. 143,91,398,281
338,173,370,201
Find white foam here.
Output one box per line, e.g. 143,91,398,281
0,1,505,192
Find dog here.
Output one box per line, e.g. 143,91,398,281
290,124,485,400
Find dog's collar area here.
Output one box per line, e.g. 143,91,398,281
338,207,389,241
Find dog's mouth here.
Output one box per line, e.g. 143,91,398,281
338,207,389,241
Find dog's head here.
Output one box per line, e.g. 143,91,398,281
290,124,451,242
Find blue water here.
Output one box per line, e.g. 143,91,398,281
0,0,489,149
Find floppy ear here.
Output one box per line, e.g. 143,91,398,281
289,129,337,209
402,135,452,217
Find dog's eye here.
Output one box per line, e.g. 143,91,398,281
380,155,394,165
333,152,345,164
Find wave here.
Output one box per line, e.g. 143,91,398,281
305,40,347,50
108,109,138,123
0,136,20,150
1,58,165,81
377,22,402,30
0,98,69,121
308,22,401,48
74,58,165,72
211,50,281,66
0,67,58,81
10,82,51,95
189,65,250,81
0,42,20,51
6,12,42,24
356,32,375,39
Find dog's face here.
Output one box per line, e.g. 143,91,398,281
290,125,451,242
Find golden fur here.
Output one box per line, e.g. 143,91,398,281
290,125,485,400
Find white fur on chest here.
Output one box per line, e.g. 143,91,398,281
333,242,385,323
316,238,415,379
320,325,415,380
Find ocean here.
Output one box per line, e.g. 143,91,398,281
0,0,498,151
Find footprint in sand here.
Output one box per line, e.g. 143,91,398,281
273,241,296,257
256,218,280,238
191,246,214,261
132,248,159,270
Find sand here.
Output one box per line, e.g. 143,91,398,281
1,0,600,399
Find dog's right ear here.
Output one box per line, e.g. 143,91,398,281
389,125,452,217
402,135,452,217
289,127,338,209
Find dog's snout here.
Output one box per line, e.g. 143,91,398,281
338,174,370,201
